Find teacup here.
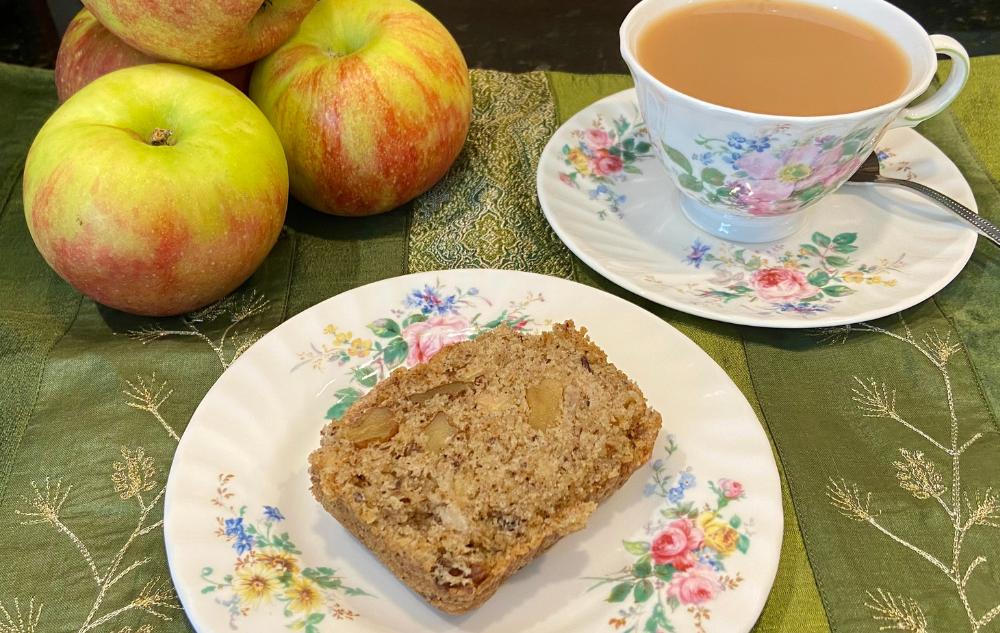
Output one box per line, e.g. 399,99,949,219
620,0,970,243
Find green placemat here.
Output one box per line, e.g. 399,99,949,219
1,57,998,633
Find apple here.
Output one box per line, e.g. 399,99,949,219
56,9,256,102
23,64,289,317
81,0,314,70
56,8,154,102
250,0,472,216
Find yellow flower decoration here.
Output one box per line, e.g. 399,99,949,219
335,331,353,345
284,575,323,615
697,511,740,556
567,148,591,175
255,549,299,575
842,271,865,284
348,338,373,358
866,275,883,285
234,563,280,608
323,324,337,336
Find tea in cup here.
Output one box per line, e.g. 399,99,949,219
620,0,969,243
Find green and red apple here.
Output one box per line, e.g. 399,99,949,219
250,0,472,216
81,0,315,69
57,8,255,102
24,64,288,316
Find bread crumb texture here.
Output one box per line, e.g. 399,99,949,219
308,321,662,613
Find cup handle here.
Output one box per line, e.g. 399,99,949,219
892,34,969,128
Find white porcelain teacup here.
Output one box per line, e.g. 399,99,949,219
620,0,970,243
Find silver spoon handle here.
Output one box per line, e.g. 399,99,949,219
877,175,1000,247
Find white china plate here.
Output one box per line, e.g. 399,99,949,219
537,89,978,328
164,269,783,633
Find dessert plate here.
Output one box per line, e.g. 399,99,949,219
537,89,978,328
164,270,782,633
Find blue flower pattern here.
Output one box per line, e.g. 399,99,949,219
223,508,287,555
775,302,832,315
684,239,711,269
405,285,458,316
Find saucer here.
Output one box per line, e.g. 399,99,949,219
537,89,979,328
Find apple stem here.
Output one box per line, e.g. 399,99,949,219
149,128,174,146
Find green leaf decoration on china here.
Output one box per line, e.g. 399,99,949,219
681,232,904,316
588,449,750,633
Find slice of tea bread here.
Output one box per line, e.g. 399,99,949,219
308,321,661,613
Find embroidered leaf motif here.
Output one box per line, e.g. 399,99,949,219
828,321,1000,632
623,540,650,555
865,589,928,633
892,449,946,500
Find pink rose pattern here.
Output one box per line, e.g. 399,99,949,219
651,518,704,571
749,268,819,303
306,283,537,421
718,478,745,500
592,445,751,633
665,126,877,217
558,111,654,220
683,231,905,316
401,315,471,365
667,565,725,605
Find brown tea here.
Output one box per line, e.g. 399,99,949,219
635,0,911,116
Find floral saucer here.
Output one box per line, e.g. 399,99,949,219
163,270,783,633
537,89,979,328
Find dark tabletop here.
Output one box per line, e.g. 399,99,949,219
4,0,1000,72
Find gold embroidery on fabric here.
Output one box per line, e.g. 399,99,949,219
0,597,42,633
12,448,180,632
127,290,269,369
408,70,572,276
823,319,999,632
123,374,178,442
866,589,929,633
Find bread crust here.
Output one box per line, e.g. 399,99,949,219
309,322,661,613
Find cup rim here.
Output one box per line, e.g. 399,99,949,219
619,0,939,122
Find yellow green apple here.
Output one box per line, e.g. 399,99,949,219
250,0,472,216
81,0,314,69
57,9,256,102
24,64,288,316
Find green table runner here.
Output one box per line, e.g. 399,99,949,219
1,59,998,632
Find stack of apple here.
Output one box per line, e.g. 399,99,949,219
25,0,472,316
